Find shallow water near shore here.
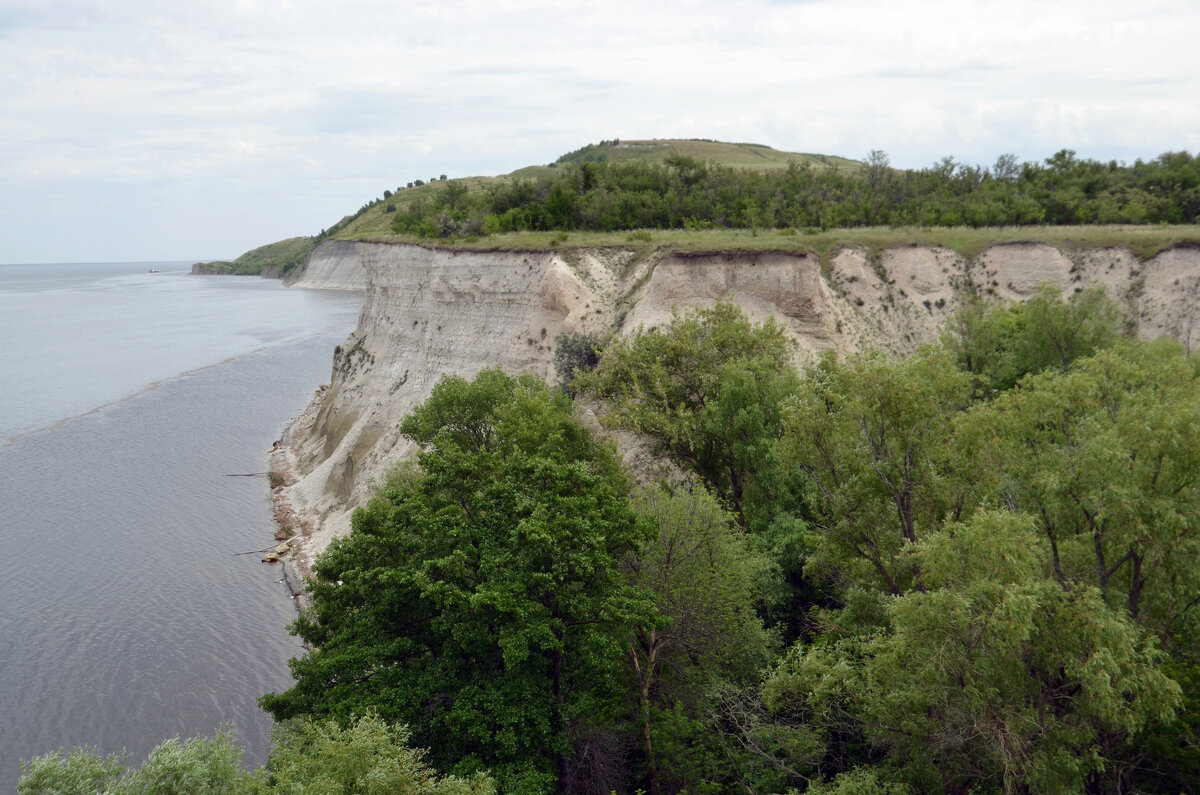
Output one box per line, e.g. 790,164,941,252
0,262,361,788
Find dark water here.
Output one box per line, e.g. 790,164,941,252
0,262,361,788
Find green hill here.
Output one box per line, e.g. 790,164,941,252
208,140,1200,274
552,138,860,171
193,236,314,276
203,140,869,269
334,139,862,240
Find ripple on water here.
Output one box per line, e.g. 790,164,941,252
0,269,360,789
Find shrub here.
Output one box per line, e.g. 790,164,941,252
553,331,601,393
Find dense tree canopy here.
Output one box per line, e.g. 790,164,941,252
779,348,976,597
389,150,1200,238
760,301,1200,793
624,486,775,795
576,301,799,525
943,284,1125,394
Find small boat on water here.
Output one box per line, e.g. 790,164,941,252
148,268,161,273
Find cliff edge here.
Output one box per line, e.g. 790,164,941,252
271,240,1200,578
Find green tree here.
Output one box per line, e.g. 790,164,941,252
19,718,496,795
625,486,775,794
262,714,494,795
552,331,601,394
943,284,1125,394
956,340,1200,646
576,302,815,644
778,348,976,598
260,370,655,794
1015,284,1123,372
18,728,256,795
18,748,127,795
765,511,1180,793
576,301,799,524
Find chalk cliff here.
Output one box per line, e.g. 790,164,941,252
283,240,369,290
273,239,1200,573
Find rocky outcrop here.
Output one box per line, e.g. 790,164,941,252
271,240,1200,572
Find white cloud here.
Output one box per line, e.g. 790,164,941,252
1,0,1198,261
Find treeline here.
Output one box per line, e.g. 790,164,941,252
24,289,1200,794
389,150,1200,237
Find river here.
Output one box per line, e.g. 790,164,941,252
0,261,361,788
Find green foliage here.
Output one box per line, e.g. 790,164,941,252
262,714,494,795
779,348,975,597
196,237,315,276
625,486,776,794
1130,659,1200,791
957,339,1200,649
18,747,127,795
551,331,601,394
629,486,774,680
260,370,655,793
231,237,315,277
763,331,1200,791
554,139,623,164
577,301,799,523
578,301,825,646
803,767,910,795
943,284,1125,393
19,718,495,795
870,512,1177,792
766,511,1181,792
370,145,1200,239
18,728,256,795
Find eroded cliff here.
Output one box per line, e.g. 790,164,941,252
273,239,1200,572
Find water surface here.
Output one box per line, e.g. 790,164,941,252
0,262,361,787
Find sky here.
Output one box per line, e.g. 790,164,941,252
1,0,1197,264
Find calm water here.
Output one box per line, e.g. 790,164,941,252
0,262,362,788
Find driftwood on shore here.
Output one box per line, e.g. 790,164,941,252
234,544,282,556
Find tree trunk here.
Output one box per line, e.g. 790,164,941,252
629,634,661,795
552,635,567,790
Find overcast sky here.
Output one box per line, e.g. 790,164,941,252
2,0,1197,264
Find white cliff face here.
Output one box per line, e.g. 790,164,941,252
622,250,841,366
284,240,370,290
274,240,1200,570
278,243,627,561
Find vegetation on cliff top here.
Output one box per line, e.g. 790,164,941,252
208,140,1200,276
377,148,1200,241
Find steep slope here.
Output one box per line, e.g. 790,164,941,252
282,240,368,290
273,241,1200,577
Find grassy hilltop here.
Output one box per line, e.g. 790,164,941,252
211,139,1200,275
332,138,863,240
202,139,866,274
